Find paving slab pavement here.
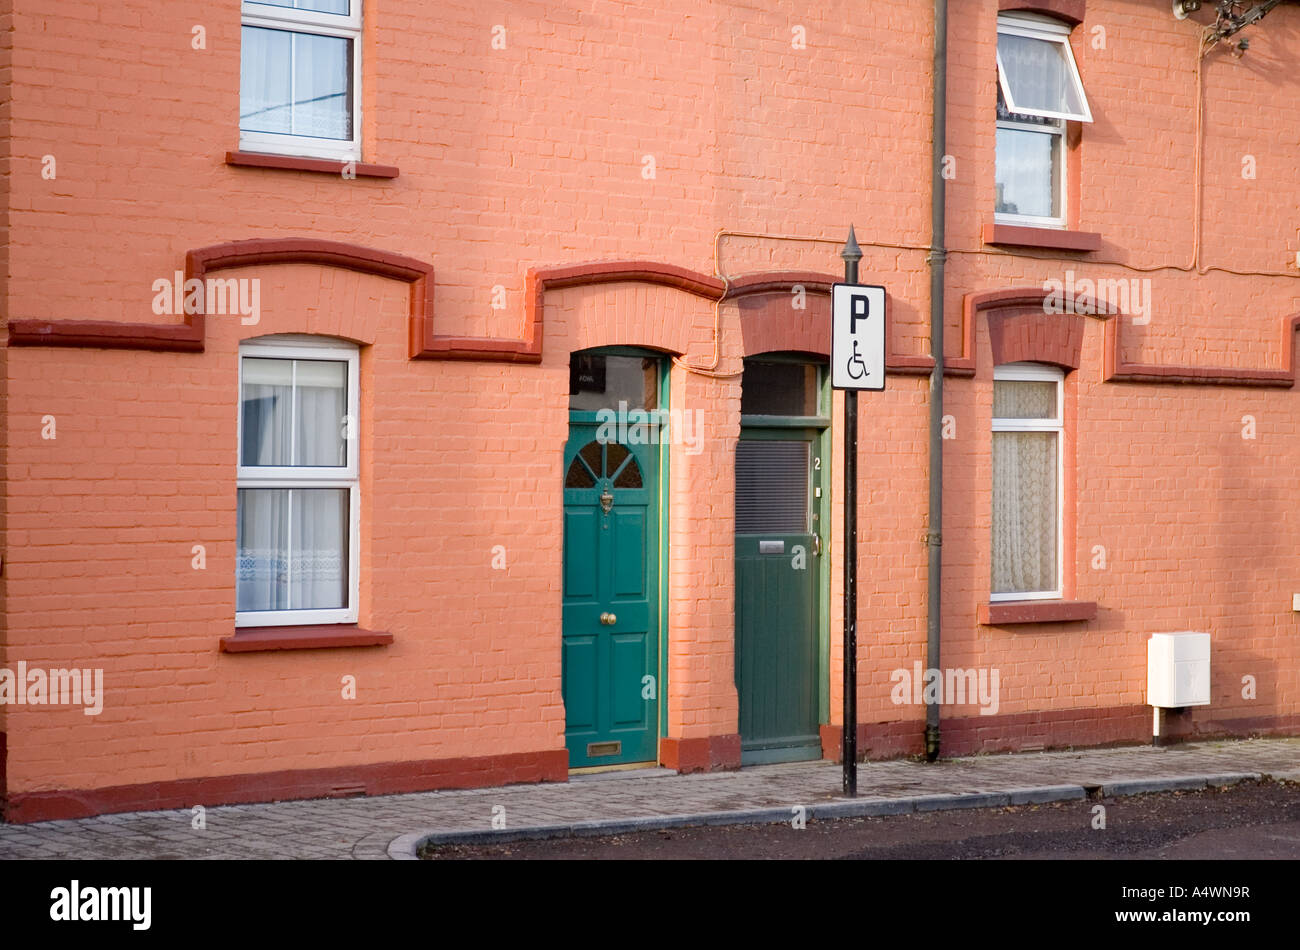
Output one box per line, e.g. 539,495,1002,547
0,737,1296,860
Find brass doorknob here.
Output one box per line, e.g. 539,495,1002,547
600,612,617,625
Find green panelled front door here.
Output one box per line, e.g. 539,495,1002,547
734,430,822,764
562,424,659,768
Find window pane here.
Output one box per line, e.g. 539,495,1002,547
996,126,1060,219
294,359,347,466
568,355,659,412
238,488,288,611
997,32,1089,120
997,84,1055,127
741,361,820,416
242,357,347,466
293,32,352,139
237,488,349,612
994,379,1057,420
241,357,294,465
241,27,292,135
992,431,1058,595
565,455,596,488
289,488,349,609
240,27,353,141
247,0,350,16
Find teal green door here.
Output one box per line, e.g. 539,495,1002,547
562,426,659,768
734,431,822,764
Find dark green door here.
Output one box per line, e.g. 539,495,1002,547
734,431,822,764
562,425,659,768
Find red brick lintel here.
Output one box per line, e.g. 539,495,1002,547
219,623,394,653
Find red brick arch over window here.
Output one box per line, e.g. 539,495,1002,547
7,239,436,355
963,288,1300,386
973,287,1090,371
998,0,1085,26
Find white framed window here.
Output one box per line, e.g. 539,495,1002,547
240,0,362,162
995,14,1092,229
236,336,359,627
991,363,1064,601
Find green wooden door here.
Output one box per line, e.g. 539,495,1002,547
562,425,659,768
734,430,822,764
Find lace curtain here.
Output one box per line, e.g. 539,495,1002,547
992,379,1059,594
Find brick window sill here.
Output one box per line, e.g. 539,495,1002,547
977,600,1097,625
983,223,1101,252
225,150,400,179
220,624,394,653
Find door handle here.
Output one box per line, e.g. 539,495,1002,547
812,534,821,556
600,612,617,625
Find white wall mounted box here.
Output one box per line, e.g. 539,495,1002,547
1293,593,1300,612
1147,632,1211,708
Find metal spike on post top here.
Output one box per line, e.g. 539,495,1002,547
841,225,862,263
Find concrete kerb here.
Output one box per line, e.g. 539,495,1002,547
390,770,1287,859
393,786,1086,858
1099,772,1260,798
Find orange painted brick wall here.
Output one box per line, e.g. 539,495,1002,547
3,0,1299,804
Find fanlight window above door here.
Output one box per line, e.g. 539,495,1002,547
565,440,643,489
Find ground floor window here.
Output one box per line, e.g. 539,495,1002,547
236,336,359,626
991,362,1063,600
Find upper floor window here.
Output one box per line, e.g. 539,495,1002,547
995,14,1091,229
991,363,1063,601
240,1,362,162
237,337,359,626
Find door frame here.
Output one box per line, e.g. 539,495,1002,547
735,354,832,740
564,345,671,765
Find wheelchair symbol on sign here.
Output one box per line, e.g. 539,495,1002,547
845,341,869,381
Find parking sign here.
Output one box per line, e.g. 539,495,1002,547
831,283,886,391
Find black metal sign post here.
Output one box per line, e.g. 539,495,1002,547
832,229,884,799
840,228,861,797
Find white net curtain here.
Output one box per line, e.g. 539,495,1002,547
240,25,353,141
991,379,1059,595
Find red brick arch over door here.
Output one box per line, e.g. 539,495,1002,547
524,262,843,362
732,273,838,359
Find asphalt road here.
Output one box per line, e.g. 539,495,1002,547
421,778,1300,860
